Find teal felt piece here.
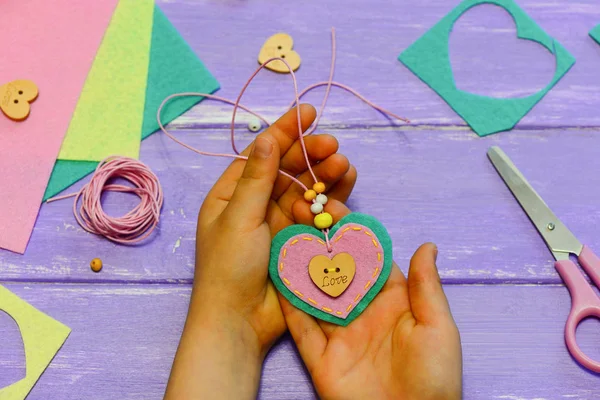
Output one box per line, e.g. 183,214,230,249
399,0,575,136
43,5,219,201
269,213,393,326
590,24,600,45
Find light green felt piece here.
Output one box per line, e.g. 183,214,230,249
0,285,71,399
269,213,393,326
399,0,575,136
590,24,600,45
58,0,154,161
43,5,219,201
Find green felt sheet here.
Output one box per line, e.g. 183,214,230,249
590,24,600,45
269,213,393,326
399,0,575,136
43,5,220,201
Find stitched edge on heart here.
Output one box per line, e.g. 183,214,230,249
269,213,393,326
279,225,380,318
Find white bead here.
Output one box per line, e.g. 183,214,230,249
310,202,323,214
247,117,262,133
316,194,328,205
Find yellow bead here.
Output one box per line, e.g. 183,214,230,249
304,190,317,202
90,258,103,273
314,212,333,229
313,182,326,193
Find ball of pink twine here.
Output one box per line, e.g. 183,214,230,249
52,157,164,244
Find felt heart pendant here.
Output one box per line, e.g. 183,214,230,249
0,80,38,121
258,33,301,73
308,253,356,297
269,213,392,326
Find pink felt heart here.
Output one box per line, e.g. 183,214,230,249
277,223,384,319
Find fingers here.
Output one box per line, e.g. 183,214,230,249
325,165,357,204
278,293,327,371
223,134,280,229
200,105,316,224
272,134,339,200
252,104,317,157
280,134,339,174
407,243,452,326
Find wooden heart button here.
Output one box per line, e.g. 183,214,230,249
258,33,301,73
0,79,39,121
309,253,356,298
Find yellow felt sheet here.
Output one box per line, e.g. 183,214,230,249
58,0,154,161
0,285,71,399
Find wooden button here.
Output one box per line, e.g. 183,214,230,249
309,253,356,297
0,80,39,121
258,33,301,73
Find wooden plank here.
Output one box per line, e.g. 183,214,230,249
156,0,600,128
0,283,598,399
4,127,600,284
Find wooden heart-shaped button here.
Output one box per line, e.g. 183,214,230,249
258,33,301,73
0,80,39,121
309,253,356,298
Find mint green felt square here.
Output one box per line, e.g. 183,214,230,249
399,0,575,137
43,5,219,201
269,213,393,326
590,24,600,45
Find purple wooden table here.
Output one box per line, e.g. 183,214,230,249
2,0,600,398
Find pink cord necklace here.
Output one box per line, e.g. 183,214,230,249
49,28,408,247
157,28,409,249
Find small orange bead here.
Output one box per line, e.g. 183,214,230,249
313,182,326,193
304,189,317,202
90,258,103,273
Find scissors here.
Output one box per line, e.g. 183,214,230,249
487,146,600,373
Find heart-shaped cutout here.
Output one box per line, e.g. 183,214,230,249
449,4,555,97
0,310,26,390
269,213,392,326
398,0,575,136
0,79,38,121
258,33,301,73
309,253,356,298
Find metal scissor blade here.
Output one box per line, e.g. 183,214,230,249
487,146,583,260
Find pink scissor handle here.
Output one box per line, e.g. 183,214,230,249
555,246,600,373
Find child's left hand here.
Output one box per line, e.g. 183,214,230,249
165,104,357,400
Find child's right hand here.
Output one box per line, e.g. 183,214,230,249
281,207,463,399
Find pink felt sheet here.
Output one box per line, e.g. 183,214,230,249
277,223,384,319
0,0,119,253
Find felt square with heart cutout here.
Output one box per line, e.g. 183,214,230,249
399,0,575,136
269,213,392,326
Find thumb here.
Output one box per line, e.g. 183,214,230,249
225,133,280,228
407,243,453,326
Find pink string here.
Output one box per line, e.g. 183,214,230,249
302,27,336,136
324,229,332,252
289,81,410,124
157,28,409,197
156,60,311,192
48,28,409,246
47,157,163,244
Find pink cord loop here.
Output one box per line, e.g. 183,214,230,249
48,157,163,244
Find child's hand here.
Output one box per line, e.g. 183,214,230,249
165,105,357,400
281,206,462,400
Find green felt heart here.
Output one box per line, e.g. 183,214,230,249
399,0,575,136
269,213,393,326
